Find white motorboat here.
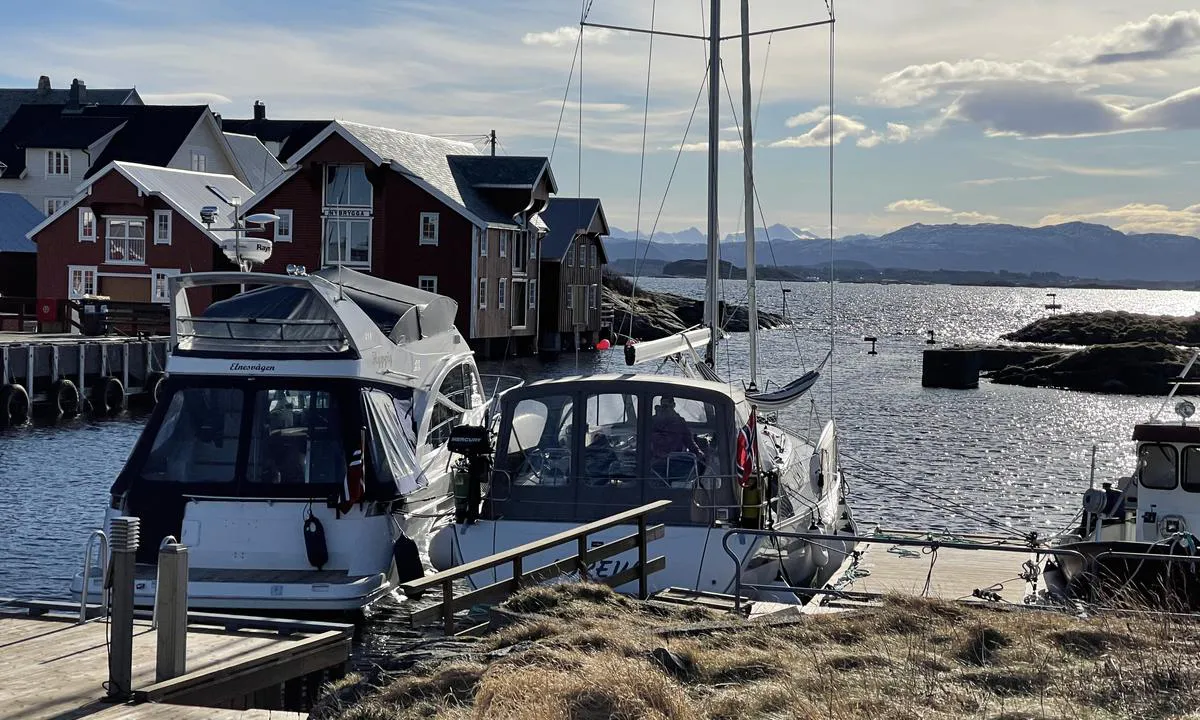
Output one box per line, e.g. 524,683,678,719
426,0,856,602
72,266,505,613
1051,355,1200,606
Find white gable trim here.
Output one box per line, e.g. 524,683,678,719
25,188,91,240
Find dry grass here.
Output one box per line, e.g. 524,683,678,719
315,583,1200,720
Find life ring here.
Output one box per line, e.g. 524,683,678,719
92,376,124,415
146,372,166,406
52,379,80,418
0,383,30,427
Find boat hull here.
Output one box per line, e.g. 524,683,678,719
1056,539,1200,608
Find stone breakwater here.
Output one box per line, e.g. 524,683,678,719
603,274,786,342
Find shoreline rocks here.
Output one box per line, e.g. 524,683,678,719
603,273,787,342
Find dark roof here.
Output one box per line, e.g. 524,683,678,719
221,118,331,160
0,192,42,253
1132,423,1200,443
0,86,139,133
83,105,211,177
447,155,553,189
0,104,210,180
540,197,609,261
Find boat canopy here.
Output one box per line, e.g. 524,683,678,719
311,267,458,343
487,376,743,527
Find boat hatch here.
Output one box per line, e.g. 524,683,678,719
487,380,741,526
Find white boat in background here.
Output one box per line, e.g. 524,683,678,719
426,0,855,602
73,266,508,612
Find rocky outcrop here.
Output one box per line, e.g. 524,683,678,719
1002,311,1200,346
988,342,1191,395
603,273,786,342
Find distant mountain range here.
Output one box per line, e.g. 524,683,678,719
605,222,1200,283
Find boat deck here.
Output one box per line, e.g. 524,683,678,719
0,608,349,720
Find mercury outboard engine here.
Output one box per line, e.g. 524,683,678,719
448,425,492,524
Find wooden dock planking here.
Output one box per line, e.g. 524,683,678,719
846,542,1036,604
0,615,348,720
85,705,306,719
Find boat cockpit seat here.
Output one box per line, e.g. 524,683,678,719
653,451,700,488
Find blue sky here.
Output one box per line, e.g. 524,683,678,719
4,0,1199,237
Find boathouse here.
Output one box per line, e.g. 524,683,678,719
241,120,558,356
27,161,251,330
537,197,610,353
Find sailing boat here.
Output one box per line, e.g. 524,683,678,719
425,0,856,602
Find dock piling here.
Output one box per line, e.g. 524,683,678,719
155,541,189,682
107,516,140,701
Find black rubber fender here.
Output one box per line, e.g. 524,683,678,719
92,376,124,415
0,383,30,427
393,533,425,585
52,378,80,418
146,372,166,406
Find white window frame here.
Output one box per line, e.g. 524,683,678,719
567,239,574,266
477,227,487,256
46,150,70,176
153,210,172,245
78,208,95,243
590,244,597,267
191,151,207,172
322,217,372,268
418,275,438,294
589,284,598,309
478,278,487,309
104,216,147,265
566,285,573,309
499,230,508,258
152,268,180,303
498,278,507,309
45,197,70,216
274,209,293,242
67,265,97,300
510,280,528,329
529,278,537,308
578,242,586,267
529,231,537,259
419,212,439,246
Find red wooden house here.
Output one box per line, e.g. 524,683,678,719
27,161,250,329
242,121,557,356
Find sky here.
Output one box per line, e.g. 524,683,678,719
2,0,1199,238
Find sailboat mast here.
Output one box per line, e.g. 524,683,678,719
704,0,722,367
739,0,758,390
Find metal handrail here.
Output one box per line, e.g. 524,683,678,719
151,535,179,629
79,529,109,624
720,529,1091,614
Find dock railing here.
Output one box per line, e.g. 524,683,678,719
401,500,671,635
721,529,1091,614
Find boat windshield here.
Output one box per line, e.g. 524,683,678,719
1139,443,1178,490
491,381,736,525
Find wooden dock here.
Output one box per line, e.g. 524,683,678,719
845,541,1035,603
0,605,350,720
84,706,304,719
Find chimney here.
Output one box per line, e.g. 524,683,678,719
36,75,51,95
253,100,266,121
67,78,87,109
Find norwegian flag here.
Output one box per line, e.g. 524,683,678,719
735,411,758,488
340,432,365,513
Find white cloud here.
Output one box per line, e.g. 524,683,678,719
675,139,744,153
140,91,232,105
886,199,952,214
1039,203,1200,236
1010,155,1165,178
1057,10,1200,65
961,175,1049,186
885,122,912,143
771,115,869,149
522,26,615,47
785,105,829,128
869,59,1081,108
536,99,629,113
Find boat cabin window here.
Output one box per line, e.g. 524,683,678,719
650,395,719,487
1138,443,1177,489
1182,446,1200,493
141,388,242,484
246,389,345,486
429,362,483,447
507,394,575,487
582,393,640,486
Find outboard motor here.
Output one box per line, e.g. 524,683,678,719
448,425,492,524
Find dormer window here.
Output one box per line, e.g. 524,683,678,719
47,150,70,176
